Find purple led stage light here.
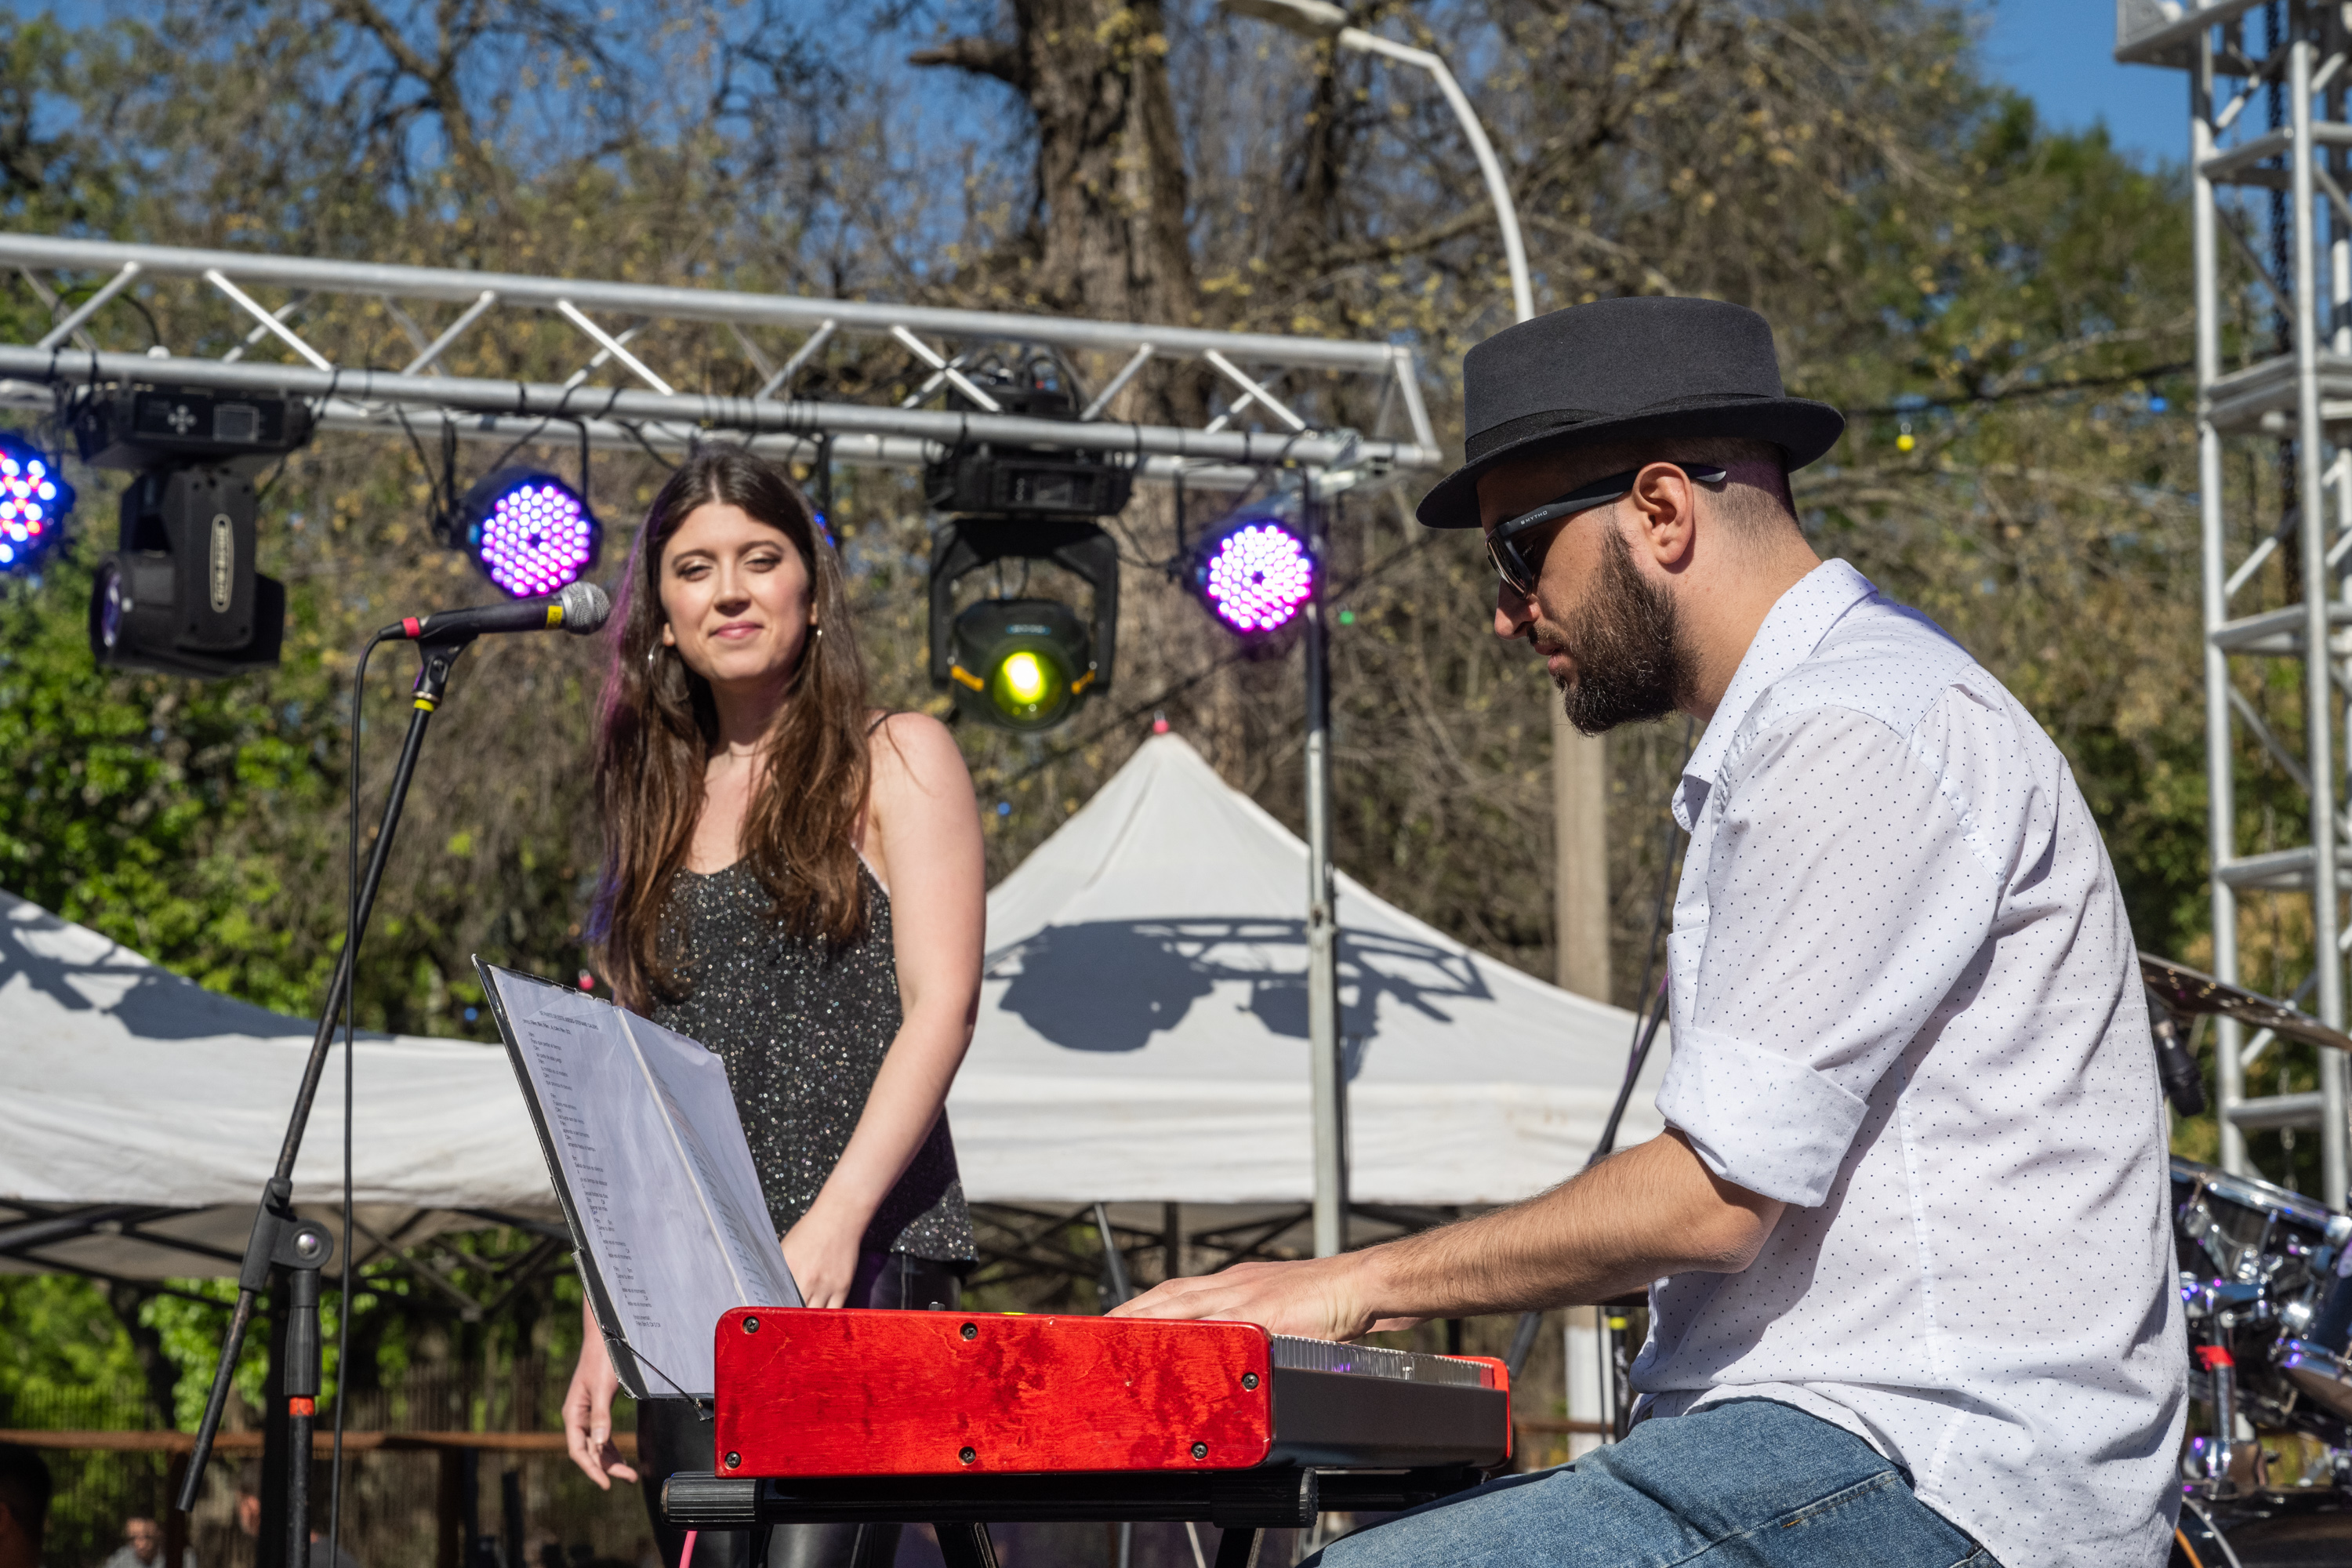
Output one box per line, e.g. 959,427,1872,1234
462,470,599,598
1197,519,1315,635
0,434,71,574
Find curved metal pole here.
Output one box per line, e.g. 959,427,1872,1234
1224,5,1533,1259
1340,29,1535,324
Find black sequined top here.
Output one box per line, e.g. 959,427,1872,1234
650,858,975,1263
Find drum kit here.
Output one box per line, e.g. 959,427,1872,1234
2143,955,2352,1563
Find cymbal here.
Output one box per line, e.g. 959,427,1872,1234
2140,953,2352,1054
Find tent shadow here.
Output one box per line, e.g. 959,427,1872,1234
1,895,307,1042
986,918,1499,1075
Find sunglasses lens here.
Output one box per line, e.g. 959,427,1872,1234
1490,539,1533,596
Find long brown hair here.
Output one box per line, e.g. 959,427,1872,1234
591,448,873,1008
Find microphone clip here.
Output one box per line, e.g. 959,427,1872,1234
408,630,473,708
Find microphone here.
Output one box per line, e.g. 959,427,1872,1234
2150,1001,2206,1118
386,581,612,643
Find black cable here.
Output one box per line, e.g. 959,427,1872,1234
1173,465,1188,559
1503,717,1690,1381
39,274,165,350
253,451,293,504
485,415,557,474
481,383,592,480
328,629,392,1568
811,433,837,546
393,406,454,540
615,420,678,471
1829,360,2193,420
1591,982,1675,1169
1586,717,1697,1168
1097,509,1167,572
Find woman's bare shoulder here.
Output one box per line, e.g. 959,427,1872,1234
867,710,972,798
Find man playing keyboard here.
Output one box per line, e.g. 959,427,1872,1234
1112,297,2184,1568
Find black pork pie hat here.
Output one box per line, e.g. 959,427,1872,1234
1417,296,1845,529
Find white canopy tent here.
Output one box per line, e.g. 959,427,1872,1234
0,890,558,1287
946,733,1666,1218
0,733,1666,1283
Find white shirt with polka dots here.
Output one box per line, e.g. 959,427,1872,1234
1632,559,2186,1568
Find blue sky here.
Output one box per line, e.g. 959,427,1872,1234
1979,0,2186,165
13,1,2188,169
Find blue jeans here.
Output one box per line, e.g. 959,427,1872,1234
1304,1399,1998,1568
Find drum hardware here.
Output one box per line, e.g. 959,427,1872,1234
2180,1191,2285,1288
2139,953,2352,1057
2153,1004,2208,1117
2274,1340,2352,1422
2187,1348,2244,1499
2273,1272,2352,1421
2175,1160,2352,1468
2184,1279,2268,1319
2165,1138,2352,1556
2178,1436,2243,1497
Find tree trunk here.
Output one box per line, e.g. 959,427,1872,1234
912,0,1200,420
1025,1,1194,327
104,1282,184,1428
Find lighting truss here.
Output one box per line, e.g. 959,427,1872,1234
0,234,1442,492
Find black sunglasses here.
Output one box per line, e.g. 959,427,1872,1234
1485,463,1729,597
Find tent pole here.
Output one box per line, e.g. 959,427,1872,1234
1305,481,1348,1258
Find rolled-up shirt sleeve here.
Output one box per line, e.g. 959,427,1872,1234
1656,701,2002,1206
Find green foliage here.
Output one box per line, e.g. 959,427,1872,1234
0,1275,145,1414
0,547,345,1011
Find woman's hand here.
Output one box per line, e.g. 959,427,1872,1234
562,1301,639,1488
782,1206,866,1308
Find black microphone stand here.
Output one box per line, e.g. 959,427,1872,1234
174,631,477,1549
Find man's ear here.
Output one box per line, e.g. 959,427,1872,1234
1625,462,1699,572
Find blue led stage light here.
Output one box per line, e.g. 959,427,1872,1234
0,432,73,575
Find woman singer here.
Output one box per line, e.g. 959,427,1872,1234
560,448,985,1568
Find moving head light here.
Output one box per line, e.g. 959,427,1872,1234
924,364,1128,734
73,384,316,678
929,517,1120,735
74,386,314,470
921,372,1135,522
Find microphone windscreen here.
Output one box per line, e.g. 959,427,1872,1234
559,581,613,634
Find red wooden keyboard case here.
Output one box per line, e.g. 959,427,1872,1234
712,1308,1278,1477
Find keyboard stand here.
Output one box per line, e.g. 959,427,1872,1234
930,1519,1259,1568
664,1465,1488,1568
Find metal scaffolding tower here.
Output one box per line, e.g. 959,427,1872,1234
2121,0,2352,1201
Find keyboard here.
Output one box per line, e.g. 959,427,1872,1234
704,1307,1512,1478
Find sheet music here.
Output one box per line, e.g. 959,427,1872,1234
483,963,799,1399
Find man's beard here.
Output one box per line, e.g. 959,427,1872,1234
1536,528,1693,735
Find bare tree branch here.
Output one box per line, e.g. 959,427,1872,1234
908,36,1029,92
326,0,489,176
